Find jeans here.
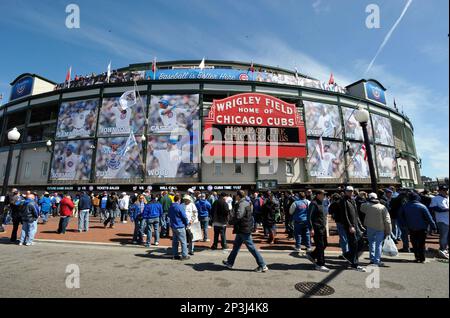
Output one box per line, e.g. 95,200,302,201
284,212,294,237
199,217,209,240
172,227,188,257
310,231,327,266
410,229,427,262
264,224,276,243
213,225,228,249
40,212,49,223
294,222,311,249
142,218,159,245
58,217,71,234
227,233,266,268
344,230,361,267
186,228,194,253
20,220,38,244
104,209,118,227
132,218,143,243
161,212,171,237
120,209,128,222
437,222,449,251
336,223,349,254
78,209,90,231
367,227,385,264
100,208,107,221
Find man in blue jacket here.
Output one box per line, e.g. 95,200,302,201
19,193,40,246
400,191,437,263
39,192,52,224
142,194,163,247
289,192,311,252
169,195,190,260
195,193,212,242
78,192,92,232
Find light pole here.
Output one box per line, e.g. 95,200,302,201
0,128,21,232
354,108,377,193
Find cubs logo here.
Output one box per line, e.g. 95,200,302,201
107,157,121,170
167,111,173,118
120,111,127,120
239,73,249,81
16,82,26,94
372,87,381,99
67,161,74,168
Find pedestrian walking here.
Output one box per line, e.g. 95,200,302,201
223,190,268,273
339,186,366,272
360,193,392,266
211,192,230,250
159,191,172,238
429,186,449,259
262,193,278,244
119,192,130,223
100,192,108,222
305,190,330,272
400,192,437,263
130,195,146,244
78,191,92,232
103,192,120,229
19,193,39,246
142,194,162,247
195,193,212,242
38,192,52,224
289,192,312,252
58,194,74,234
183,195,198,255
9,189,24,243
168,195,190,260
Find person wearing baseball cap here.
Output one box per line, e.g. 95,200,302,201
338,185,366,272
360,193,392,266
430,185,449,259
38,191,52,224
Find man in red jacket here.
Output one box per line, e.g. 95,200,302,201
58,194,74,234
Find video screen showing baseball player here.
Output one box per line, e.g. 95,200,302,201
50,140,93,180
55,99,98,139
304,101,342,139
376,146,397,179
98,96,147,136
343,107,374,142
372,113,394,146
146,134,198,179
307,139,344,179
148,94,199,133
346,143,370,178
95,136,144,179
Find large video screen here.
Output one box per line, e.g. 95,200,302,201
95,135,144,179
346,142,370,178
342,107,374,142
304,101,342,139
148,94,200,133
372,113,394,146
376,146,397,179
98,96,147,136
307,139,344,179
146,134,199,179
50,140,94,180
55,99,99,139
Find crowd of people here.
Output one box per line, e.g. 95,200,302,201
54,70,145,90
2,184,448,272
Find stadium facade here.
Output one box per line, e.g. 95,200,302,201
0,60,422,193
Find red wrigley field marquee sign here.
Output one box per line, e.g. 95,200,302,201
204,93,307,158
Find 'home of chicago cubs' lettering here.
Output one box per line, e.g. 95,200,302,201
204,93,306,158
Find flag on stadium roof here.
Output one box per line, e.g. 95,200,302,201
65,66,72,88
107,61,111,83
152,57,157,80
328,72,335,85
199,58,205,70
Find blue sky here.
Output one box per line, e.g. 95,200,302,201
0,0,448,177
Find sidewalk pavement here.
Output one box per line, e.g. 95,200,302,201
0,215,441,254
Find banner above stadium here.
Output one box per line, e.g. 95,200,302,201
204,93,307,158
10,75,34,101
365,80,386,105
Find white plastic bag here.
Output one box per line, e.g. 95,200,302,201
382,236,398,257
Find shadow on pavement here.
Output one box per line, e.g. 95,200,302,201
186,262,255,272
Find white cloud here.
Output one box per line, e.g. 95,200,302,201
312,0,331,14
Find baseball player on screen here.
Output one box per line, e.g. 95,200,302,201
158,98,192,130
56,144,85,179
71,104,91,136
151,136,182,178
112,104,132,133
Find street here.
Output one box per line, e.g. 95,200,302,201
0,241,448,298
